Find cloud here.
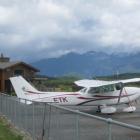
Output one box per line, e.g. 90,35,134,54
0,0,140,61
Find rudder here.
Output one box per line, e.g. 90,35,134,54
10,76,39,101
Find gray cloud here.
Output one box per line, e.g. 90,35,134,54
0,0,140,61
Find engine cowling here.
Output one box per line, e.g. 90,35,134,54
101,106,117,114
123,106,136,113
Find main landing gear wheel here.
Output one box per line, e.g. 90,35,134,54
96,106,101,113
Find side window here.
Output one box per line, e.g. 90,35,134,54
108,85,115,92
88,85,115,94
88,87,100,94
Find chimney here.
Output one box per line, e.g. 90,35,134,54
0,53,10,62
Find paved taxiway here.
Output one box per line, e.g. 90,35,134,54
76,103,140,125
66,103,140,140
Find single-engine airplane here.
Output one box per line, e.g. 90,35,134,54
10,76,140,114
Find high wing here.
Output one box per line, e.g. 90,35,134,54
75,78,140,88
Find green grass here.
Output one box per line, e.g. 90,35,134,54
34,75,81,92
0,117,23,140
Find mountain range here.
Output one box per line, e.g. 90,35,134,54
31,51,140,78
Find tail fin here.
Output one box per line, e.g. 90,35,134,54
10,76,39,102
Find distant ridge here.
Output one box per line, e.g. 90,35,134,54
31,51,140,77
97,73,140,80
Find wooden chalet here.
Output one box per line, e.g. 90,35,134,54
0,54,39,93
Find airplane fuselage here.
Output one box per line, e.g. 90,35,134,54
27,87,140,106
10,76,140,113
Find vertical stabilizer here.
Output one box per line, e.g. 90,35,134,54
10,76,39,101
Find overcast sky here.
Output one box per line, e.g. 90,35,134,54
0,0,140,61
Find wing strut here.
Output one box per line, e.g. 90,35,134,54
117,83,124,104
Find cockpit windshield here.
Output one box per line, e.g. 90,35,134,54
80,88,87,93
80,83,122,94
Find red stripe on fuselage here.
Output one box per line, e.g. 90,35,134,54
24,90,80,99
78,94,135,100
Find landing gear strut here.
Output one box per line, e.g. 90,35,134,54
96,106,101,113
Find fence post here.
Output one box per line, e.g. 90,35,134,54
47,104,52,140
41,103,47,140
32,102,35,140
76,110,79,140
24,99,27,131
18,98,22,129
0,94,2,114
14,98,17,126
107,118,112,140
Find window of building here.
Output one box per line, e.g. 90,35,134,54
14,70,24,76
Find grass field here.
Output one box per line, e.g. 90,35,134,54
0,117,23,140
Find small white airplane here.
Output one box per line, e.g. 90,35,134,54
10,76,140,114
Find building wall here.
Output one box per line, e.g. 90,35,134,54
4,64,36,79
0,70,2,91
0,64,37,93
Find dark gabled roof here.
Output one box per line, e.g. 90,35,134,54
0,61,39,72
